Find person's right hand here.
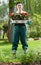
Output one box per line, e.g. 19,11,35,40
9,13,14,16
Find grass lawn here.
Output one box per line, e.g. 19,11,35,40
0,40,41,62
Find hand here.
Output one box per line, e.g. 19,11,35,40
9,13,14,16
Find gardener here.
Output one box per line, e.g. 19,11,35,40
10,2,29,55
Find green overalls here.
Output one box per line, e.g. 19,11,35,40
12,23,28,50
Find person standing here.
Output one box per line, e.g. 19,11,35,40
10,2,28,56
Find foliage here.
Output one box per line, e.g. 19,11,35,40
0,2,8,19
28,14,41,38
20,50,41,63
0,40,41,62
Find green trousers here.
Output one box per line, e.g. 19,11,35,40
12,24,28,50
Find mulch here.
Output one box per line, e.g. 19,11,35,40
0,62,21,65
0,62,41,65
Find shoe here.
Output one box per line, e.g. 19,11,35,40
24,49,28,54
12,50,16,54
12,50,16,58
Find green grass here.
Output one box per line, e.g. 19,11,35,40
0,40,41,62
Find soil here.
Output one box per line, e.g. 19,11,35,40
0,62,41,65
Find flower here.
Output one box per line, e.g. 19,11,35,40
9,12,29,20
21,12,28,16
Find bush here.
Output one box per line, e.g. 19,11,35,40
28,14,41,38
20,50,41,64
29,31,37,38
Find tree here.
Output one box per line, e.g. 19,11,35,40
0,1,8,20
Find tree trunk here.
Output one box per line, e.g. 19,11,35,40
7,0,14,42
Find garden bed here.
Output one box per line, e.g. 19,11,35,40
0,40,41,65
0,62,41,65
